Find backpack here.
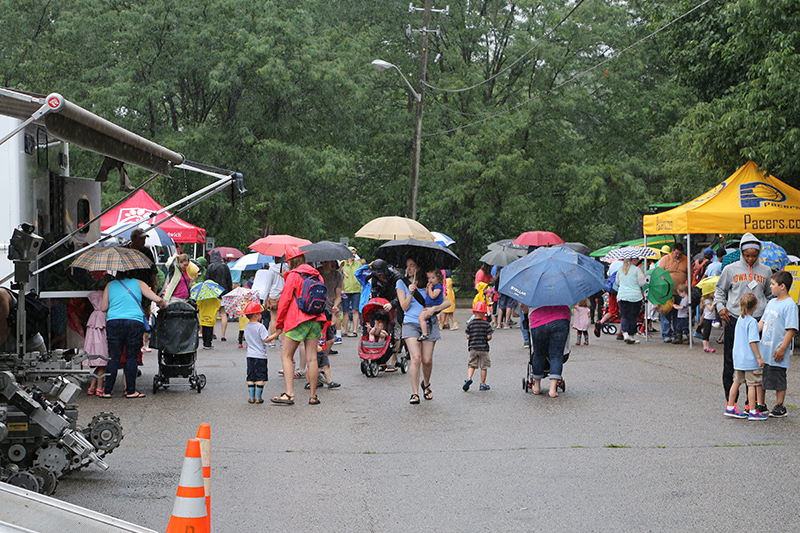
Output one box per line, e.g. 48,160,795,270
604,272,618,295
295,272,327,315
692,258,710,285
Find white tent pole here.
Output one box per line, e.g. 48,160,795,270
687,233,693,349
644,234,649,342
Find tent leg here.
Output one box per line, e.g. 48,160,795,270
644,235,648,342
687,233,692,349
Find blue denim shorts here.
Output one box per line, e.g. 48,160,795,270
341,292,361,313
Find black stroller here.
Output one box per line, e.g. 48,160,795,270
523,328,570,394
149,301,206,393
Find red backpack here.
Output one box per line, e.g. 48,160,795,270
692,258,710,286
295,273,327,315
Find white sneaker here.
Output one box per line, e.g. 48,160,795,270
334,337,343,345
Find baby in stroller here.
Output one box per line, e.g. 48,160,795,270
368,316,389,343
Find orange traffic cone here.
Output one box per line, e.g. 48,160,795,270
166,438,208,533
196,423,211,532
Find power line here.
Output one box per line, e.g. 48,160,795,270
422,0,586,94
426,2,665,119
423,0,714,138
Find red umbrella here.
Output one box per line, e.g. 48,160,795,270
513,231,564,247
209,246,244,259
249,235,312,257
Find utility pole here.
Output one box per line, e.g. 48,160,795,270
407,2,447,220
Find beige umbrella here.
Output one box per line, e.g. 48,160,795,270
355,216,435,241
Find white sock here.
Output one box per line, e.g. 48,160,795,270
336,330,342,338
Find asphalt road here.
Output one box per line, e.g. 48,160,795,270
55,311,800,532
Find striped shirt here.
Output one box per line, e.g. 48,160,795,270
465,319,493,352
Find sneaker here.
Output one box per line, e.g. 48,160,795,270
293,371,305,379
748,410,768,421
616,334,624,341
462,378,473,392
238,344,243,348
334,336,343,345
724,406,747,419
756,403,769,414
672,334,683,344
575,341,581,346
523,343,530,348
479,384,491,391
769,404,788,418
624,338,641,344
663,338,672,343
593,323,601,338
248,398,256,404
326,381,341,389
220,337,227,342
202,346,212,350
267,342,277,348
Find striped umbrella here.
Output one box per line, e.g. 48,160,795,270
71,246,153,272
189,280,225,301
603,246,658,262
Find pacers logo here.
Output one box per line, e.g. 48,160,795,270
739,182,786,208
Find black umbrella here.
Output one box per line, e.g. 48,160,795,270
376,239,460,270
487,239,527,257
479,249,520,267
557,242,592,256
278,241,354,263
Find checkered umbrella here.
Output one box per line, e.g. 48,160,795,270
603,246,657,262
71,246,153,272
221,287,260,318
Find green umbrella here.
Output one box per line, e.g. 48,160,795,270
645,267,674,305
189,280,225,301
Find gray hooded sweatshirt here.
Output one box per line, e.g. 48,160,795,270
713,232,773,319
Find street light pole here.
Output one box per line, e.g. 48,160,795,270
409,0,432,221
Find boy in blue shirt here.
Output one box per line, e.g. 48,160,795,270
758,271,799,418
725,293,767,420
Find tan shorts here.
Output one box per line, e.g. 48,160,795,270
734,368,762,387
468,350,491,370
267,297,280,311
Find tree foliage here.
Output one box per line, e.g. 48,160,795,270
2,0,794,278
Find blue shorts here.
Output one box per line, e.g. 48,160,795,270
341,292,361,313
246,357,268,382
498,293,514,309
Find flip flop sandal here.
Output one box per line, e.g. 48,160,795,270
125,391,146,398
98,393,113,399
421,381,433,400
87,388,96,396
270,393,295,405
384,366,398,373
409,394,420,404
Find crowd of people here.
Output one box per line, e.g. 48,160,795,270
81,229,797,416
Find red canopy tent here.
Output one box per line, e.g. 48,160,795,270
101,190,206,244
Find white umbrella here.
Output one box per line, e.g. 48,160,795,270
231,252,274,271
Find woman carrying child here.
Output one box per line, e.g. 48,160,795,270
270,246,327,406
398,258,451,404
417,269,443,341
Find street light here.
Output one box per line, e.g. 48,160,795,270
372,59,424,220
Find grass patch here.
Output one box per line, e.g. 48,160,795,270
285,450,293,453
655,446,666,449
604,444,629,448
786,404,798,410
518,447,528,450
571,445,585,449
363,451,376,454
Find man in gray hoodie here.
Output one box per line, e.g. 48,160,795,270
713,233,773,402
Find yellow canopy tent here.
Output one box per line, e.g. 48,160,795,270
643,161,800,235
641,160,800,348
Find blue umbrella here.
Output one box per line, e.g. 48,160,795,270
760,241,788,270
431,231,455,247
104,222,175,247
498,246,605,307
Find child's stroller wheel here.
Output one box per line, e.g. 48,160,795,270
197,374,206,391
360,360,368,376
558,379,566,392
400,357,409,374
152,376,160,394
522,377,529,392
368,361,380,377
602,324,617,335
